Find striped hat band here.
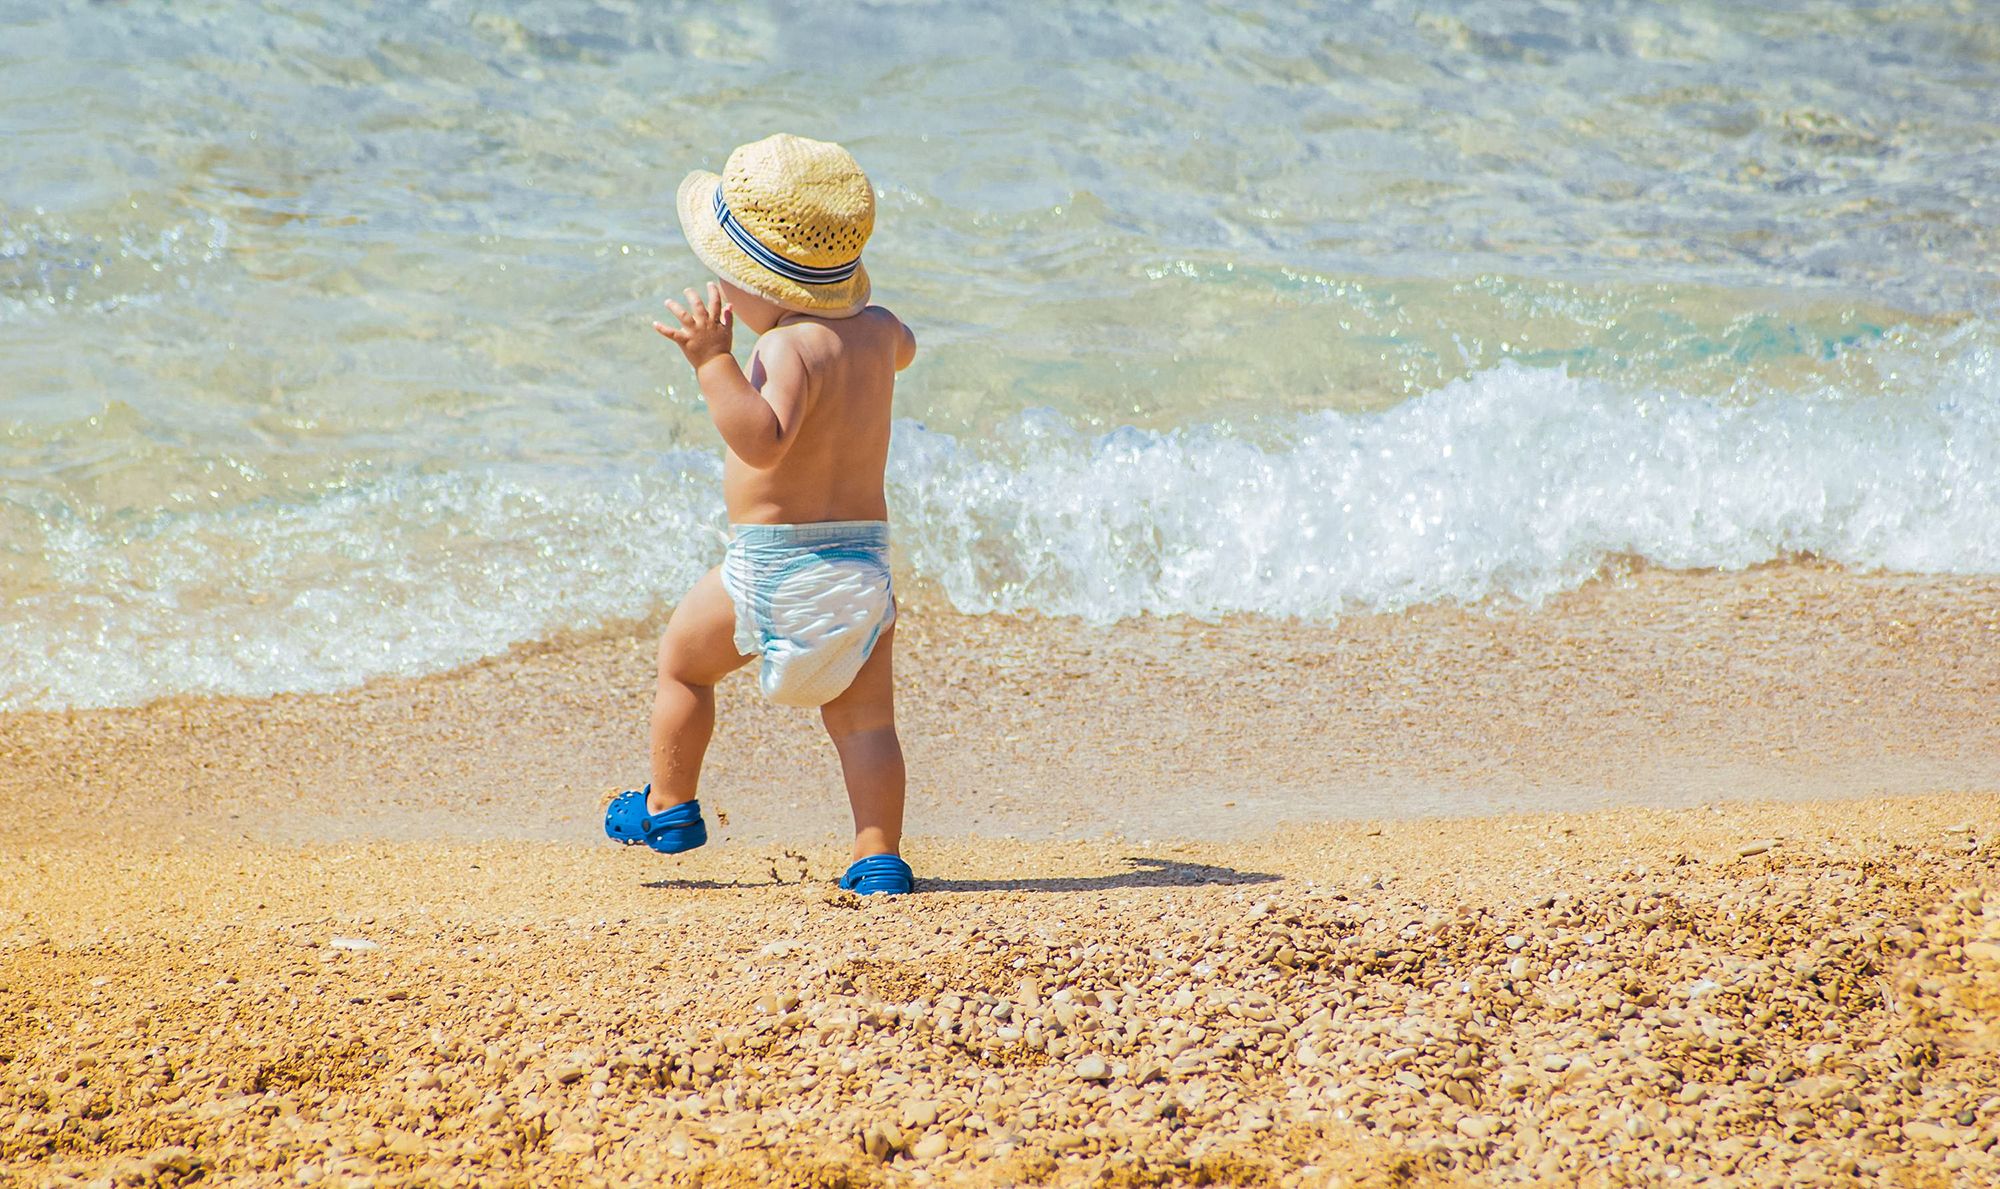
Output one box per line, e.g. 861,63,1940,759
712,187,861,287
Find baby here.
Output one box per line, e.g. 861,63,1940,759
603,134,917,895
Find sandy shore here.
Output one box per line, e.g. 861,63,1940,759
3,565,1998,848
5,565,2000,1185
5,798,1997,1186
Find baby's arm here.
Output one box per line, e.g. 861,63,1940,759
654,283,809,468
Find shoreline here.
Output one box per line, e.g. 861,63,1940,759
4,563,1997,849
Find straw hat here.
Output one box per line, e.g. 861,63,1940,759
676,134,874,318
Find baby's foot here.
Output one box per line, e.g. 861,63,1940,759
839,853,912,895
603,786,708,854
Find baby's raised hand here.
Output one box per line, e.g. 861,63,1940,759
653,282,734,368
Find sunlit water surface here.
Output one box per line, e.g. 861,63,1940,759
3,0,1997,709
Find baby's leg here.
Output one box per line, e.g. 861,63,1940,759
819,626,904,861
649,567,750,813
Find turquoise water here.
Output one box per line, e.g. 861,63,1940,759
2,0,1998,709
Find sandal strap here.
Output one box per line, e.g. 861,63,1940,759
645,799,703,831
840,853,913,893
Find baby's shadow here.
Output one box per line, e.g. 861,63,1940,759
920,856,1279,894
640,876,782,891
640,857,1278,894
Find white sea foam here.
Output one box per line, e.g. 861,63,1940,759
895,349,2000,620
2,455,728,713
4,352,1997,711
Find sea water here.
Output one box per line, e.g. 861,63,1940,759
3,0,1997,710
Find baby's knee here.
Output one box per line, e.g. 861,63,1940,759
821,705,896,744
656,634,710,688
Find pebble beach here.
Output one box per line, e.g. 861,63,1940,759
6,798,1996,1188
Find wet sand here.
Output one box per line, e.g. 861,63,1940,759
5,565,2000,1185
4,565,1998,848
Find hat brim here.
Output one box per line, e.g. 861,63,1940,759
675,171,871,319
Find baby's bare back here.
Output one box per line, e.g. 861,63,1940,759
723,306,909,525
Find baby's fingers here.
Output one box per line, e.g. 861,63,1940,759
683,287,709,324
652,320,687,342
663,298,695,327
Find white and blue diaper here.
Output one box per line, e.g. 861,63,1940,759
721,521,896,708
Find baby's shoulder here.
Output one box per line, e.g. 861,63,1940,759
855,305,914,357
771,306,905,358
756,320,839,375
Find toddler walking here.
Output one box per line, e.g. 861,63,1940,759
604,134,917,895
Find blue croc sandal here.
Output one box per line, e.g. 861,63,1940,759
839,853,913,896
604,786,708,854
